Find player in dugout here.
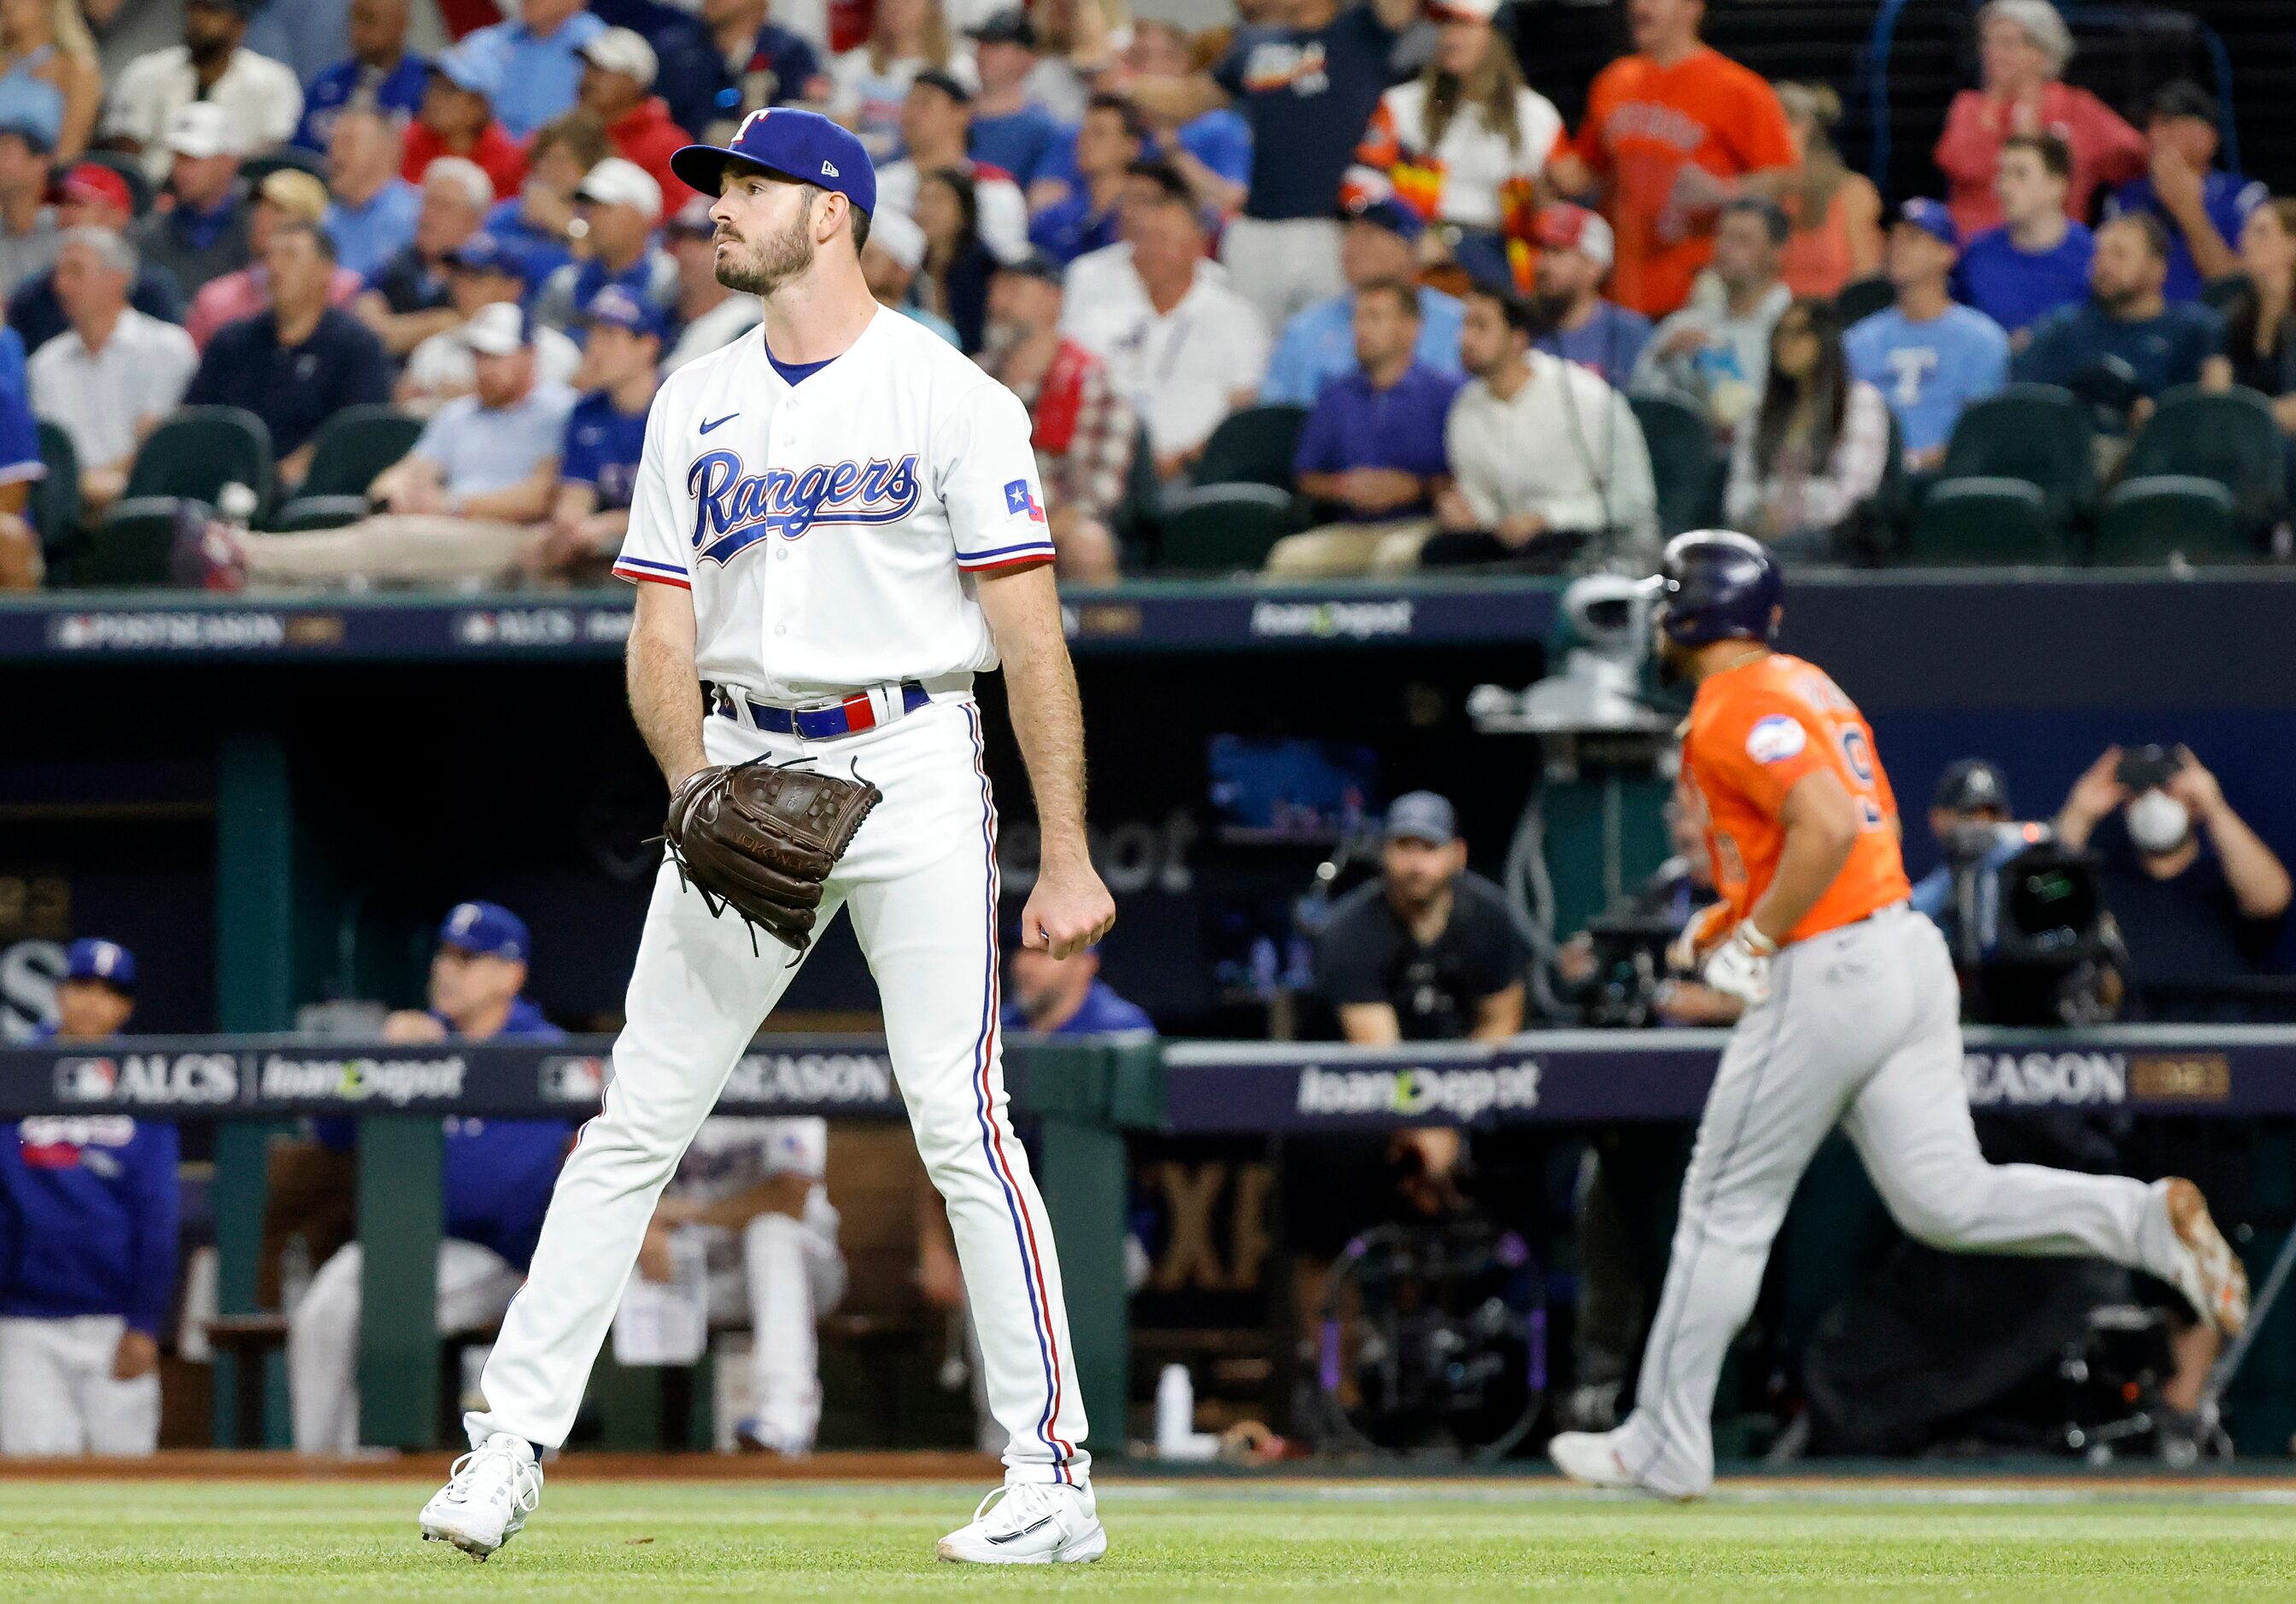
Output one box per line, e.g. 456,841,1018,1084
0,940,179,1456
286,902,573,1455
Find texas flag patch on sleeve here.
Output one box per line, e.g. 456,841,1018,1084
1004,478,1046,524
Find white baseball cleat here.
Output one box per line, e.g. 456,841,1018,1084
2163,1177,2251,1338
1547,1430,1645,1490
419,1432,544,1560
935,1482,1107,1565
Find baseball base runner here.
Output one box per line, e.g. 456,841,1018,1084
1549,531,2252,1501
417,108,1115,1565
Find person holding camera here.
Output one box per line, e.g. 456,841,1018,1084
2053,744,2291,1021
1908,757,2016,925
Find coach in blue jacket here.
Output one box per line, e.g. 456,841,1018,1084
288,903,574,1455
0,940,179,1456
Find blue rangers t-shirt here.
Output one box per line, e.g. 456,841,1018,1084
2108,170,2268,304
1212,9,1401,222
561,389,650,512
1954,221,2094,338
1845,302,2011,456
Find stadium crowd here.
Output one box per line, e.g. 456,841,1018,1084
0,0,2277,591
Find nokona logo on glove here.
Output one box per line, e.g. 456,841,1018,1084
662,759,882,952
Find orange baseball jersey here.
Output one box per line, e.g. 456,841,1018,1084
1679,652,1912,945
1572,46,1796,317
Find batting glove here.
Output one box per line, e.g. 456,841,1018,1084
1701,923,1778,1008
1666,902,1734,974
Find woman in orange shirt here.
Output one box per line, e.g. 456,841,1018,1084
1933,0,2145,238
1774,82,1880,300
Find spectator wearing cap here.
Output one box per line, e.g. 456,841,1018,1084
0,0,100,164
1909,758,2017,926
1027,92,1139,265
657,0,828,151
1115,21,1250,225
287,902,572,1455
1121,0,1420,334
978,250,1131,581
32,227,198,518
534,157,678,337
1316,790,1528,1045
527,285,662,582
102,0,303,187
857,202,960,348
2014,212,2222,436
130,102,253,296
484,110,612,292
827,0,980,167
1954,132,2094,343
2106,81,2265,306
0,120,57,301
1060,164,1268,479
1543,0,1797,321
579,26,697,221
398,232,581,414
184,220,390,484
402,40,529,203
455,0,610,143
1262,278,1467,577
5,163,184,356
1413,280,1656,574
1347,0,1567,293
1260,196,1465,409
876,70,1028,264
0,937,179,1457
965,9,1067,196
292,0,428,155
319,106,420,284
1845,200,2009,470
1934,0,2144,242
190,299,576,588
356,155,495,359
1630,196,1792,441
663,194,764,370
1528,204,1650,387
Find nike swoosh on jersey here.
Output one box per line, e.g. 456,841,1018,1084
700,413,740,434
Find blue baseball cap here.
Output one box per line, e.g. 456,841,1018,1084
444,231,526,280
433,38,504,101
583,282,665,339
1384,791,1458,846
438,901,530,963
671,106,876,221
65,938,136,990
1898,197,1959,250
1342,193,1424,243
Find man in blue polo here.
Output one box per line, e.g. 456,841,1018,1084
289,902,574,1455
1260,196,1464,407
530,284,662,580
1846,199,2010,470
0,939,179,1456
2106,81,2264,306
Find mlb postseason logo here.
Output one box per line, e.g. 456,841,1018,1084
54,1053,240,1106
539,1056,610,1103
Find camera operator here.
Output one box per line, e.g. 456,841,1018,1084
1558,784,1741,1029
1909,758,2015,926
2054,744,2291,1021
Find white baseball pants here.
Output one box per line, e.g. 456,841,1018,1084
0,1315,160,1455
700,1199,848,1452
467,699,1092,1484
289,1238,523,1455
1611,904,2186,1497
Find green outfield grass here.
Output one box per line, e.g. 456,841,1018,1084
3,1479,2296,1601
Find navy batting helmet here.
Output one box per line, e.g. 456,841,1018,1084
1645,530,1782,647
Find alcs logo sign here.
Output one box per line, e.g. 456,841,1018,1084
53,1053,240,1106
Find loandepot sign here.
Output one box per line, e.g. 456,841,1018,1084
1295,1062,1543,1121
1962,1050,2127,1108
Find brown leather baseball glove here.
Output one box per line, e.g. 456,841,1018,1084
660,758,882,952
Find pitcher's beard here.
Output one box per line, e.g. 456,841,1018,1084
716,218,816,296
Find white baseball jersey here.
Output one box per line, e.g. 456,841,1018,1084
611,308,1057,700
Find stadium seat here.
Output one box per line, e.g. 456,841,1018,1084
1629,391,1724,536
2093,476,2248,565
1842,407,1907,563
277,404,423,518
71,496,185,586
1108,421,1163,570
1153,483,1310,571
1905,477,2068,565
1834,275,1895,326
1928,383,2095,522
123,406,275,516
2116,384,2283,532
1192,405,1308,489
266,495,372,532
33,419,79,553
